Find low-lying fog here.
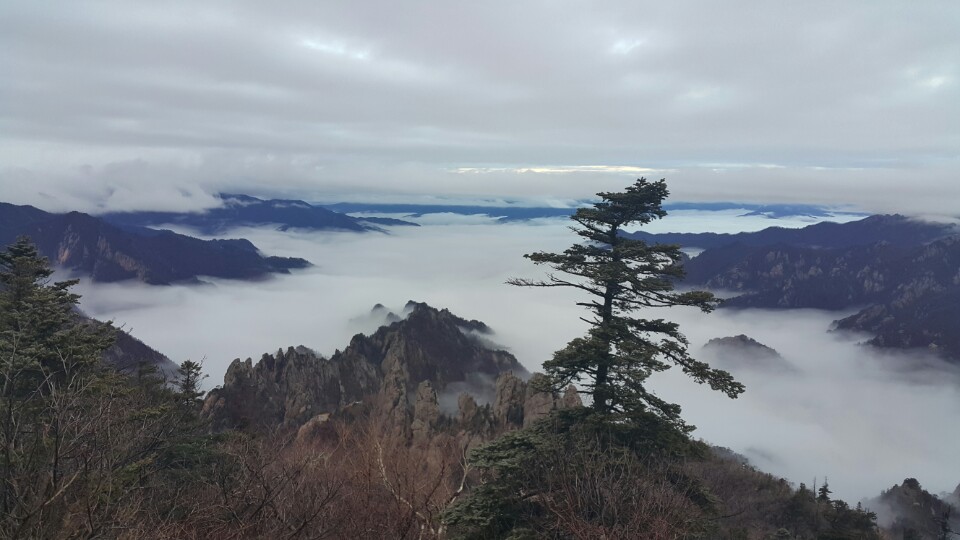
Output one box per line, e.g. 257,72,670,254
71,212,959,502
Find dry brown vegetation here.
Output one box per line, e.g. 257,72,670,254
116,412,470,540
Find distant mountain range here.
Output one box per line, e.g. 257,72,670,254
102,193,417,234
323,202,577,222
8,193,959,362
640,215,960,362
627,214,955,250
323,201,855,222
0,202,309,284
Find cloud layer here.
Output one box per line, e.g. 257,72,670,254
70,219,960,502
2,2,958,213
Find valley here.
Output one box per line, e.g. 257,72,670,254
43,206,957,504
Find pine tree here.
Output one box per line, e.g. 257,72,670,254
0,237,114,532
818,479,832,502
509,178,743,428
448,179,747,537
0,236,113,391
175,359,207,415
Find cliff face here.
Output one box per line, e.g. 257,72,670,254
203,345,381,432
202,302,566,435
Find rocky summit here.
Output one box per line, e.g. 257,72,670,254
863,478,960,538
202,301,575,435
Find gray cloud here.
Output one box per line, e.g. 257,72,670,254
1,1,958,213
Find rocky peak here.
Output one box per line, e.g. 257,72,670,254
347,301,527,397
204,302,529,433
493,372,527,428
202,301,586,448
865,478,960,537
901,478,921,491
204,345,380,431
457,393,483,428
488,371,582,430
371,303,402,325
522,373,560,427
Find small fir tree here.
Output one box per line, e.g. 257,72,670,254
175,359,206,411
818,479,832,502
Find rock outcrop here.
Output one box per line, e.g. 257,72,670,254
412,381,442,438
460,371,583,434
493,371,527,428
203,302,534,432
203,345,380,431
864,478,960,539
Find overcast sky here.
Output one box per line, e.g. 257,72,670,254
1,1,958,214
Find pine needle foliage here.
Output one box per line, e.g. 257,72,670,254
509,178,744,429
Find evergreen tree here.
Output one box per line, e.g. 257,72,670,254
0,238,222,536
509,178,743,428
175,359,206,411
443,410,714,538
818,479,832,502
0,236,113,392
0,237,114,532
448,180,744,537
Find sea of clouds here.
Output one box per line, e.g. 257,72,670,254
70,210,959,502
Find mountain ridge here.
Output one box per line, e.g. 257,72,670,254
630,214,957,251
0,202,310,284
101,193,418,233
323,201,855,223
643,215,960,362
